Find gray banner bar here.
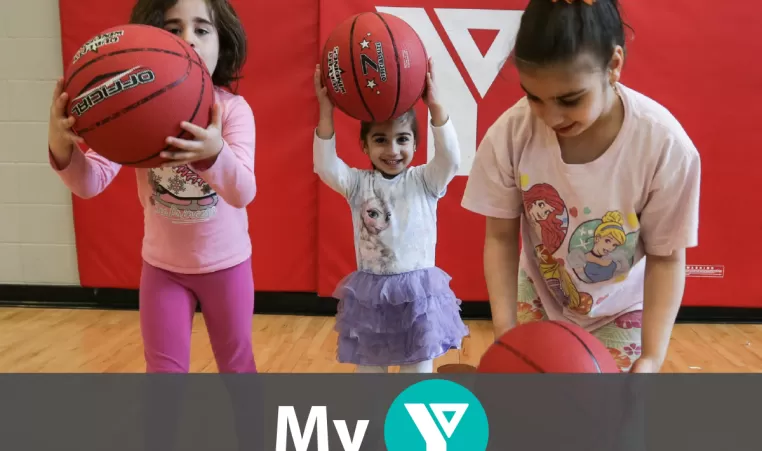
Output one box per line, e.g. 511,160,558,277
0,374,758,451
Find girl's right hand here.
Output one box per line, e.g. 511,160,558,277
313,65,335,139
313,64,334,115
48,77,84,162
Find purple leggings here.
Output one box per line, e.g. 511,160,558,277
139,258,257,373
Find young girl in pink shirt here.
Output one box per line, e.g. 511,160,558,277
462,0,701,373
47,0,257,374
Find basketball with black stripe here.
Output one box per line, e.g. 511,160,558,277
320,12,427,122
477,321,621,373
63,24,214,168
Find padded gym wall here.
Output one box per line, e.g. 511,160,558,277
54,0,761,308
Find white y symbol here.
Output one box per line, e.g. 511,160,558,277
404,403,469,451
375,7,523,176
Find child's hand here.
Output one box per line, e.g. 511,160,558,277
314,65,334,139
629,356,661,373
314,64,334,118
162,102,225,167
422,58,448,126
48,78,84,157
492,320,515,340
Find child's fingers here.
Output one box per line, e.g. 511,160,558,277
57,114,83,143
179,120,208,137
52,92,69,118
160,150,195,161
206,103,219,129
165,136,203,152
51,93,64,117
66,131,84,144
313,66,322,91
50,78,63,103
59,116,75,130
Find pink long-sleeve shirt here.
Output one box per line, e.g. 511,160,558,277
51,87,256,275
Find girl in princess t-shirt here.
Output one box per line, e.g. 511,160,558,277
462,0,701,373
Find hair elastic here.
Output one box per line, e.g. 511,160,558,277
552,0,596,5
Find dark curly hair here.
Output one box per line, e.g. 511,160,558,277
129,0,247,90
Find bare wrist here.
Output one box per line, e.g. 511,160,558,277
429,104,447,126
319,106,333,120
316,115,334,139
49,141,75,169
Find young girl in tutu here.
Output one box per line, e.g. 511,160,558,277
312,59,469,373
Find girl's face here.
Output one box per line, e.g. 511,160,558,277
529,199,554,222
363,118,416,176
164,0,220,76
517,51,622,138
593,235,619,256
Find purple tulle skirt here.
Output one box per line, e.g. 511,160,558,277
333,266,470,366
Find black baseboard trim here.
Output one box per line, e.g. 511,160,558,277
0,284,761,323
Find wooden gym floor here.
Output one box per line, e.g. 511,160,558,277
0,307,760,373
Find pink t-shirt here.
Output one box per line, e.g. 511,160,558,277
51,87,256,275
462,84,701,330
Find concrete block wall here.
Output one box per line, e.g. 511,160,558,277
0,0,81,285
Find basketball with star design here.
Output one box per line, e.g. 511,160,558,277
320,12,428,122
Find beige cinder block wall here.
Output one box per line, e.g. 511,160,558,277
0,0,80,285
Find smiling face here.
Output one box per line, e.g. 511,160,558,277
163,0,220,75
517,50,623,138
593,234,619,256
362,114,417,177
529,199,555,222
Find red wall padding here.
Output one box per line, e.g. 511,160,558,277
58,0,762,307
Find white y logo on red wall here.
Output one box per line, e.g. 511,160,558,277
376,7,523,175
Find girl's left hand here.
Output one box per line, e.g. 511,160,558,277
629,355,661,373
422,57,441,108
422,58,437,105
422,58,447,126
161,102,224,167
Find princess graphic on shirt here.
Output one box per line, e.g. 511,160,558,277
358,197,396,274
522,182,593,315
148,165,218,224
523,182,568,253
567,211,639,284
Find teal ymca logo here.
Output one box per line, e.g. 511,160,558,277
384,379,489,451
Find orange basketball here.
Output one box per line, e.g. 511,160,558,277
320,12,428,122
477,321,621,373
64,24,214,168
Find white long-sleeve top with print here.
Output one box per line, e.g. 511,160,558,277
314,118,461,276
